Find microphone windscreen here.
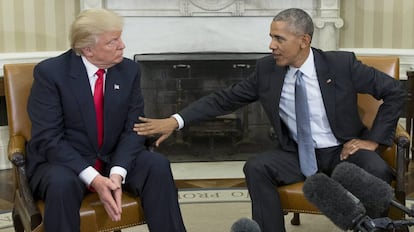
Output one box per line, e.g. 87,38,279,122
230,218,261,232
331,162,394,218
303,173,366,230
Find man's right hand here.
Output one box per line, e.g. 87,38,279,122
90,175,122,221
133,116,178,147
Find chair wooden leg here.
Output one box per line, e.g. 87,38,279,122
290,213,300,225
12,209,24,232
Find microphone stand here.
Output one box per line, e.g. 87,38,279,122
390,200,414,217
353,209,414,232
358,198,414,231
354,216,414,232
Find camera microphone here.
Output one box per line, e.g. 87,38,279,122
303,172,368,230
331,162,414,218
230,218,261,232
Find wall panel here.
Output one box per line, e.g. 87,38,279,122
340,0,414,49
0,0,79,52
0,0,413,52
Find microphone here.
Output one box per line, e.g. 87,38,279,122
303,172,368,230
230,218,261,232
331,162,414,218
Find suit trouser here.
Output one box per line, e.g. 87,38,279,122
29,150,186,232
243,145,393,232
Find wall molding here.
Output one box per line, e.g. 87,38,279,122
0,51,64,76
82,0,342,53
97,0,316,17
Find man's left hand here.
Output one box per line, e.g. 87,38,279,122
92,175,122,221
340,139,378,160
110,174,123,216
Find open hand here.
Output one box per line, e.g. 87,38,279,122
133,116,178,146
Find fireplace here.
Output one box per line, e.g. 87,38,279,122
135,52,274,162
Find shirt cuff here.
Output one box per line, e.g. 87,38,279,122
171,113,184,130
79,166,99,186
110,166,127,184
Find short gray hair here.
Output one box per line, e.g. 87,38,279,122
273,8,314,39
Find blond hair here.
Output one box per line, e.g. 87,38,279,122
70,8,123,55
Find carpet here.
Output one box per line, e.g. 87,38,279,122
123,202,343,232
179,188,250,204
0,189,250,232
0,211,12,232
1,196,413,232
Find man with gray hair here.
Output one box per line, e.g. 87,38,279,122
134,8,405,231
26,8,186,232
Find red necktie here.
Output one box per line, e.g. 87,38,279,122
93,69,105,173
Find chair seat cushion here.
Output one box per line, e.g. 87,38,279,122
36,192,145,232
278,182,320,214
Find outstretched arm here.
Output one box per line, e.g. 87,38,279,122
133,116,179,147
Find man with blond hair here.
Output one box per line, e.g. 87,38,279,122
26,8,186,232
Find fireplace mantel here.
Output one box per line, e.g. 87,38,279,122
80,0,343,57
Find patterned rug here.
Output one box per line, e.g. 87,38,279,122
0,189,249,232
179,188,249,204
1,198,412,232
0,211,12,232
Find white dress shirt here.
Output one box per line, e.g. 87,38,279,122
279,50,340,148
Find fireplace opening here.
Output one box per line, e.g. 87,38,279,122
135,52,274,162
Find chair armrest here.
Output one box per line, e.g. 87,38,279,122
394,124,410,194
8,135,42,229
394,124,410,147
8,135,27,163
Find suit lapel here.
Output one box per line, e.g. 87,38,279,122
313,49,337,129
103,68,122,136
270,65,286,117
103,67,131,150
67,52,99,148
268,63,292,148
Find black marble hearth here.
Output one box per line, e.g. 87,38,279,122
134,52,274,162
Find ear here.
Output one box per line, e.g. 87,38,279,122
301,34,312,48
81,47,93,57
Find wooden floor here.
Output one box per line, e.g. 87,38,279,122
406,161,414,200
1,162,414,212
0,168,13,211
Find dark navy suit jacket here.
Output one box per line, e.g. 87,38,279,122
178,48,405,153
26,49,147,180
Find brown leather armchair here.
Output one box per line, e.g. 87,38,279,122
4,63,146,232
277,56,410,225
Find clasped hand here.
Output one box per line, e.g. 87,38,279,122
90,174,123,221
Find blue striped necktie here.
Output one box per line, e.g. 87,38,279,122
295,70,317,176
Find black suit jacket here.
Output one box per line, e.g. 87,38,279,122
178,48,405,153
26,49,147,179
